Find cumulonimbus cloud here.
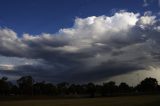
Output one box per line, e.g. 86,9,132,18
0,11,160,83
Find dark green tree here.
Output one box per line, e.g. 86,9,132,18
119,82,131,93
86,83,96,98
136,77,158,92
57,82,69,95
0,77,10,95
101,81,118,96
17,76,34,95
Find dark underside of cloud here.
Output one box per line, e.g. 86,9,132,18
0,11,160,83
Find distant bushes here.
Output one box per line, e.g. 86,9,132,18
0,76,160,97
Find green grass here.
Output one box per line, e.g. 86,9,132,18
0,95,160,106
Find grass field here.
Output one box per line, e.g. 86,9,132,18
0,95,160,106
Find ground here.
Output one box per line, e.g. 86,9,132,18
0,95,160,106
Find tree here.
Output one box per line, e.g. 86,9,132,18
101,81,118,96
75,84,85,95
44,83,57,95
10,85,19,95
86,83,96,98
136,77,158,92
17,76,34,95
0,77,11,95
57,82,69,95
119,82,130,93
68,84,77,95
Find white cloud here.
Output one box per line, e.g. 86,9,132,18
0,11,160,82
138,16,156,25
0,64,15,70
58,12,139,52
154,26,160,31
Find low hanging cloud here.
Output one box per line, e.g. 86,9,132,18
0,11,160,83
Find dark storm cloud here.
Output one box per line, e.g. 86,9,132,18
0,60,144,83
0,11,160,82
60,60,145,83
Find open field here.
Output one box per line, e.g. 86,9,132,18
0,95,160,106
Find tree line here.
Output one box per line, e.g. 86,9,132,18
0,76,160,97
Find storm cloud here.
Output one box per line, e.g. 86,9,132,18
0,11,160,83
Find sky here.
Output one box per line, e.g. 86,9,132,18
0,0,160,85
